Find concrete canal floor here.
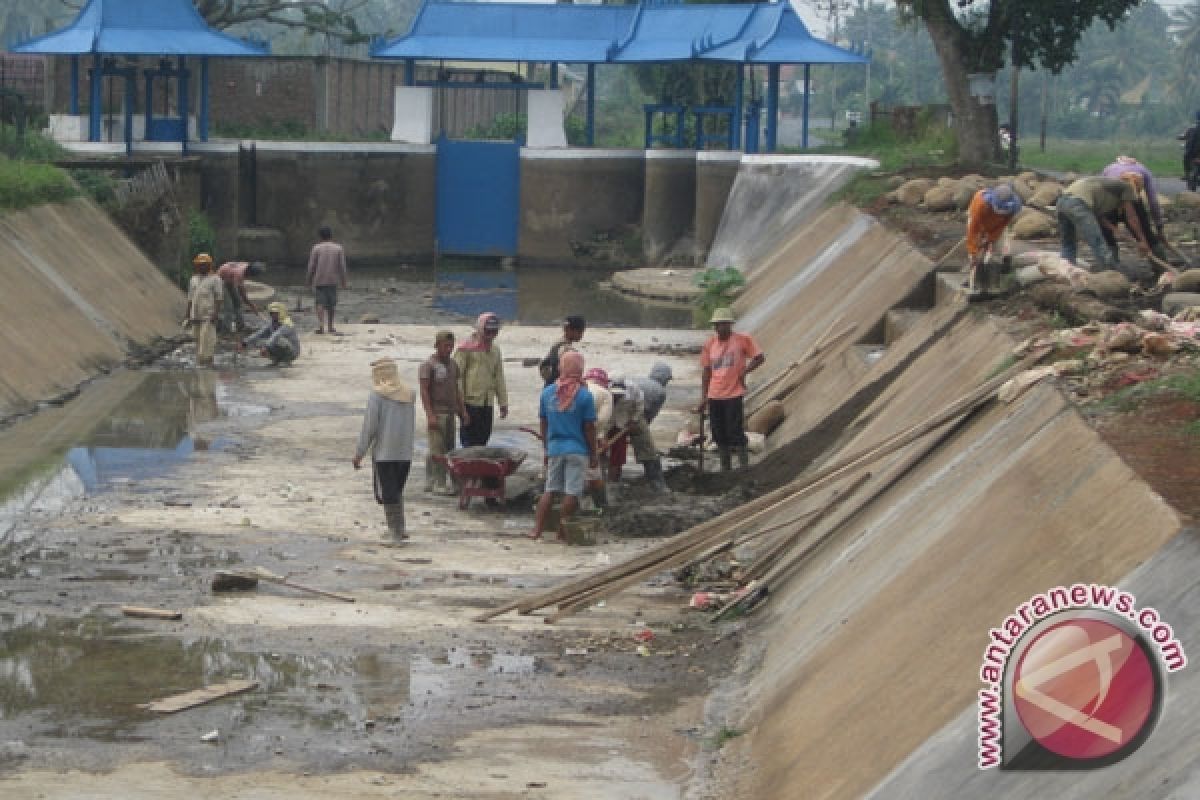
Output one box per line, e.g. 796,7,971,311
0,318,739,799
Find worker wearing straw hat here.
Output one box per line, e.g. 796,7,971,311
186,253,222,367
353,358,417,540
694,307,764,472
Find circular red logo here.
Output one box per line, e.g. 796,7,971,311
1013,618,1157,761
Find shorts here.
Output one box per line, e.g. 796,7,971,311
545,453,588,497
314,284,338,311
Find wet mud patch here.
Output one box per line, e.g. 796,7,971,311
602,480,754,538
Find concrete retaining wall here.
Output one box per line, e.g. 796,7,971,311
251,143,437,265
517,149,645,267
705,177,1186,799
0,199,186,419
694,152,740,263
641,151,696,265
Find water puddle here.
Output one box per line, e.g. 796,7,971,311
268,264,694,328
0,371,266,542
0,613,541,745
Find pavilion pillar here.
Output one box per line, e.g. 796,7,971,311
200,57,210,141
405,59,415,86
586,63,595,147
70,56,79,115
124,70,134,156
802,63,811,150
732,64,744,150
550,62,559,89
143,68,154,139
88,55,101,142
178,55,189,154
765,63,780,153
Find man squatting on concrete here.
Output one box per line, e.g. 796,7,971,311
965,184,1021,292
242,302,301,366
216,260,264,333
696,307,765,472
540,315,586,385
307,226,348,335
353,358,416,540
531,351,597,542
186,253,222,367
420,331,469,495
454,312,509,447
1056,174,1154,283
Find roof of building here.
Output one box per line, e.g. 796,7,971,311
12,0,268,57
373,0,866,66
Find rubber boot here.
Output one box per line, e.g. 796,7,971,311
718,447,733,472
642,459,668,492
384,502,407,540
736,446,750,469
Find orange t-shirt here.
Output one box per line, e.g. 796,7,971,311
701,332,762,400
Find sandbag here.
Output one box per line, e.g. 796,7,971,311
1086,271,1132,299
1171,269,1200,293
1011,208,1056,238
1174,191,1200,208
1163,292,1200,316
1029,182,1062,208
923,185,957,212
895,178,935,206
746,400,786,436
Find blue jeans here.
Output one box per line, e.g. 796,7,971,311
1056,195,1116,270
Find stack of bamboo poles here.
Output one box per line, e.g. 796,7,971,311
745,317,859,418
477,347,1049,625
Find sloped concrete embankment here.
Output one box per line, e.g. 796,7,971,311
0,199,186,419
708,199,1184,798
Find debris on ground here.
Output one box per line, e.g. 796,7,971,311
139,680,260,713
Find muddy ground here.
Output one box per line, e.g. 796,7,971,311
0,309,751,799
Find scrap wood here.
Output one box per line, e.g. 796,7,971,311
241,566,356,603
138,679,259,713
530,348,1050,625
121,606,183,621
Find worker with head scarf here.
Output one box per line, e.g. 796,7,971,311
965,183,1022,291
634,362,673,425
353,358,416,540
186,253,222,367
242,301,300,366
607,373,666,491
454,312,509,448
531,351,597,541
1098,161,1170,264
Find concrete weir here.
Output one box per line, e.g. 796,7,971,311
0,199,185,418
700,166,1188,798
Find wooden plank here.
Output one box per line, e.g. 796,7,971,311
246,567,356,603
139,679,259,713
121,606,182,620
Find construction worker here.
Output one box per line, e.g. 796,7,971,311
633,363,673,425
965,183,1022,292
216,261,264,333
420,331,468,495
306,226,348,335
185,253,222,367
1099,160,1169,263
539,315,586,385
353,358,416,540
694,308,764,471
531,351,598,542
1056,175,1153,282
241,302,300,366
608,373,666,492
454,312,508,448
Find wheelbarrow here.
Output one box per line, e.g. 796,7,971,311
435,446,527,510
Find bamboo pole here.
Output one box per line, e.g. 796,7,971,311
476,347,1047,623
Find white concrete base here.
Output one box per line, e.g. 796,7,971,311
391,86,434,144
526,89,567,148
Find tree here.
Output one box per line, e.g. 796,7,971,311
895,0,1141,165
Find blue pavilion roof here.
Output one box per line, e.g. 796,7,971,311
373,1,866,66
13,0,268,57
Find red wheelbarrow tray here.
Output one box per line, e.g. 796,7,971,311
435,448,528,510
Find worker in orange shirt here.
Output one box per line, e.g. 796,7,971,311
966,183,1022,292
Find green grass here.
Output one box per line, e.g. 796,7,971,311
0,156,78,210
1100,367,1200,413
711,726,744,749
1017,138,1180,179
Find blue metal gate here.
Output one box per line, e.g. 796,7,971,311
436,136,520,257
